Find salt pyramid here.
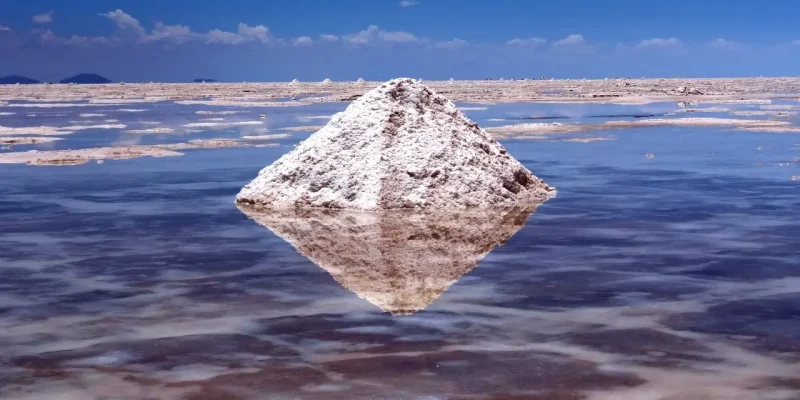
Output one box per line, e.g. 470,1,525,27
289,78,299,86
355,78,365,85
321,78,332,85
236,78,554,210
237,204,541,315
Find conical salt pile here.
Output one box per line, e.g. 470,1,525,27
355,78,365,85
321,78,332,85
289,79,299,86
236,78,554,210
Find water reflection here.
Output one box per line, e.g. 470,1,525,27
238,204,543,315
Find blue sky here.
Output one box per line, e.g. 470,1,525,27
1,0,799,81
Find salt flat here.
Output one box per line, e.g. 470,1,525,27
2,77,800,105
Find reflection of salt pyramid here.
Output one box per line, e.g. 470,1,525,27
237,78,555,210
238,204,542,315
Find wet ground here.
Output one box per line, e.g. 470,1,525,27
0,100,799,399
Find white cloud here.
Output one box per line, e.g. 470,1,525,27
436,38,467,49
506,37,546,47
32,11,54,24
144,23,198,44
636,37,681,49
39,29,111,45
0,26,10,32
237,23,269,43
207,23,270,45
345,25,422,45
102,9,146,38
399,0,419,6
553,34,585,47
320,34,339,42
293,36,313,46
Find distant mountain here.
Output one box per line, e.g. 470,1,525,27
193,78,218,83
0,75,40,85
59,73,112,84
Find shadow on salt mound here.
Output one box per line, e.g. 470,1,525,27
237,202,545,315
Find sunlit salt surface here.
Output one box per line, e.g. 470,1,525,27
0,99,798,399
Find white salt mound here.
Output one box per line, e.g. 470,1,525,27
355,78,365,85
321,78,332,85
236,78,554,210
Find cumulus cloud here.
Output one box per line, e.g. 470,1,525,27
32,11,54,24
636,37,681,49
320,34,339,42
436,38,468,49
207,23,270,45
553,34,585,47
506,37,546,47
293,36,313,47
144,23,198,44
102,9,146,38
0,26,10,32
399,0,419,6
344,25,422,45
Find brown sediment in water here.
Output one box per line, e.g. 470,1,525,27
561,137,615,143
486,117,797,138
0,136,62,145
0,147,182,166
125,127,176,134
737,126,800,133
730,110,797,117
278,125,326,132
0,138,275,166
0,125,74,136
242,134,292,140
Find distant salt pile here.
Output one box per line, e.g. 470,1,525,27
321,78,332,85
289,79,299,86
355,78,365,85
449,78,455,85
236,78,554,210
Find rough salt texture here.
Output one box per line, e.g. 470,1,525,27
237,204,541,314
236,78,554,210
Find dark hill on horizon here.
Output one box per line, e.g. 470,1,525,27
0,75,40,84
59,73,112,84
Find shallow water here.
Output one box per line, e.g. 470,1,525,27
0,100,799,399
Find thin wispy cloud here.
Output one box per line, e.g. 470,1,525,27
32,11,54,24
506,37,546,47
399,0,420,7
706,38,741,50
553,34,585,47
636,37,681,49
344,25,422,45
0,26,10,32
436,38,468,49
